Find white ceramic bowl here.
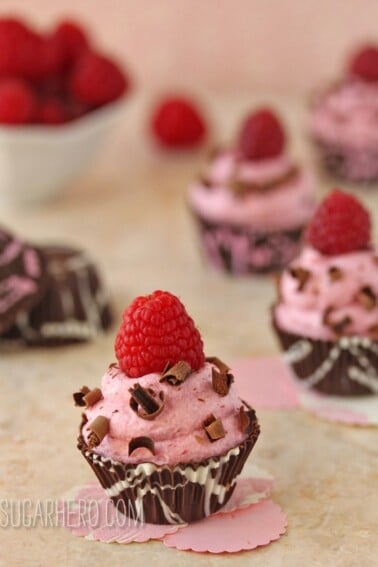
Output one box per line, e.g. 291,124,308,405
0,100,124,208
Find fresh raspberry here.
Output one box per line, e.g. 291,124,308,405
151,97,207,148
64,98,88,121
115,290,205,378
0,18,43,79
36,98,67,125
238,108,285,160
307,189,371,255
38,34,67,78
0,79,36,124
69,51,128,107
349,44,378,82
52,20,89,66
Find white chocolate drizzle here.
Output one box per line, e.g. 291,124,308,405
285,335,378,393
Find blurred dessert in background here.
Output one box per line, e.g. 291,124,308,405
188,107,316,275
309,43,378,184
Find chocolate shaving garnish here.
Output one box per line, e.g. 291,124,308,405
331,316,352,336
203,414,226,442
200,176,212,188
194,434,206,445
212,368,234,396
206,356,230,374
368,325,378,340
87,416,109,448
128,436,155,456
207,356,234,396
230,165,299,196
289,267,311,291
239,406,251,434
356,286,376,310
160,361,192,386
73,386,90,407
322,306,333,326
83,388,102,407
323,307,353,335
129,384,165,420
328,266,343,282
197,397,205,402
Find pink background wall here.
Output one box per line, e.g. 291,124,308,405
0,0,377,93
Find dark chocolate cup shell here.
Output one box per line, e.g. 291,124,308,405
312,137,378,185
0,228,48,334
272,315,378,396
1,245,113,347
77,404,260,525
191,211,304,275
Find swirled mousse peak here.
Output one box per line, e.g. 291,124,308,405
237,107,286,161
307,189,370,255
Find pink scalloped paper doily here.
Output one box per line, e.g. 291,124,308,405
60,467,287,554
233,355,378,425
231,356,299,409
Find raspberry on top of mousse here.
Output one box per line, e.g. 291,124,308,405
306,189,371,255
115,290,205,378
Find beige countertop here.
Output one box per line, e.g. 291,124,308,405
0,94,377,566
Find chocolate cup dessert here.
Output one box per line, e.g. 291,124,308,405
273,314,378,396
312,139,378,185
194,214,304,275
0,227,48,334
77,403,260,525
1,245,112,346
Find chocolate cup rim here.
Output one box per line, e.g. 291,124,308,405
77,400,260,472
271,303,377,347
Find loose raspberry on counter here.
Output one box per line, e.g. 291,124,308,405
238,107,286,161
349,44,378,82
69,50,128,107
115,290,205,378
307,189,371,255
0,79,36,124
151,97,207,148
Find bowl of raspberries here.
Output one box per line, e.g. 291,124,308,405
0,17,130,207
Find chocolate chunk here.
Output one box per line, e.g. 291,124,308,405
129,384,165,420
289,267,311,291
194,434,206,445
356,286,376,310
160,361,192,386
87,416,109,448
203,414,226,442
211,367,234,396
328,266,343,282
128,436,155,456
73,386,90,407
